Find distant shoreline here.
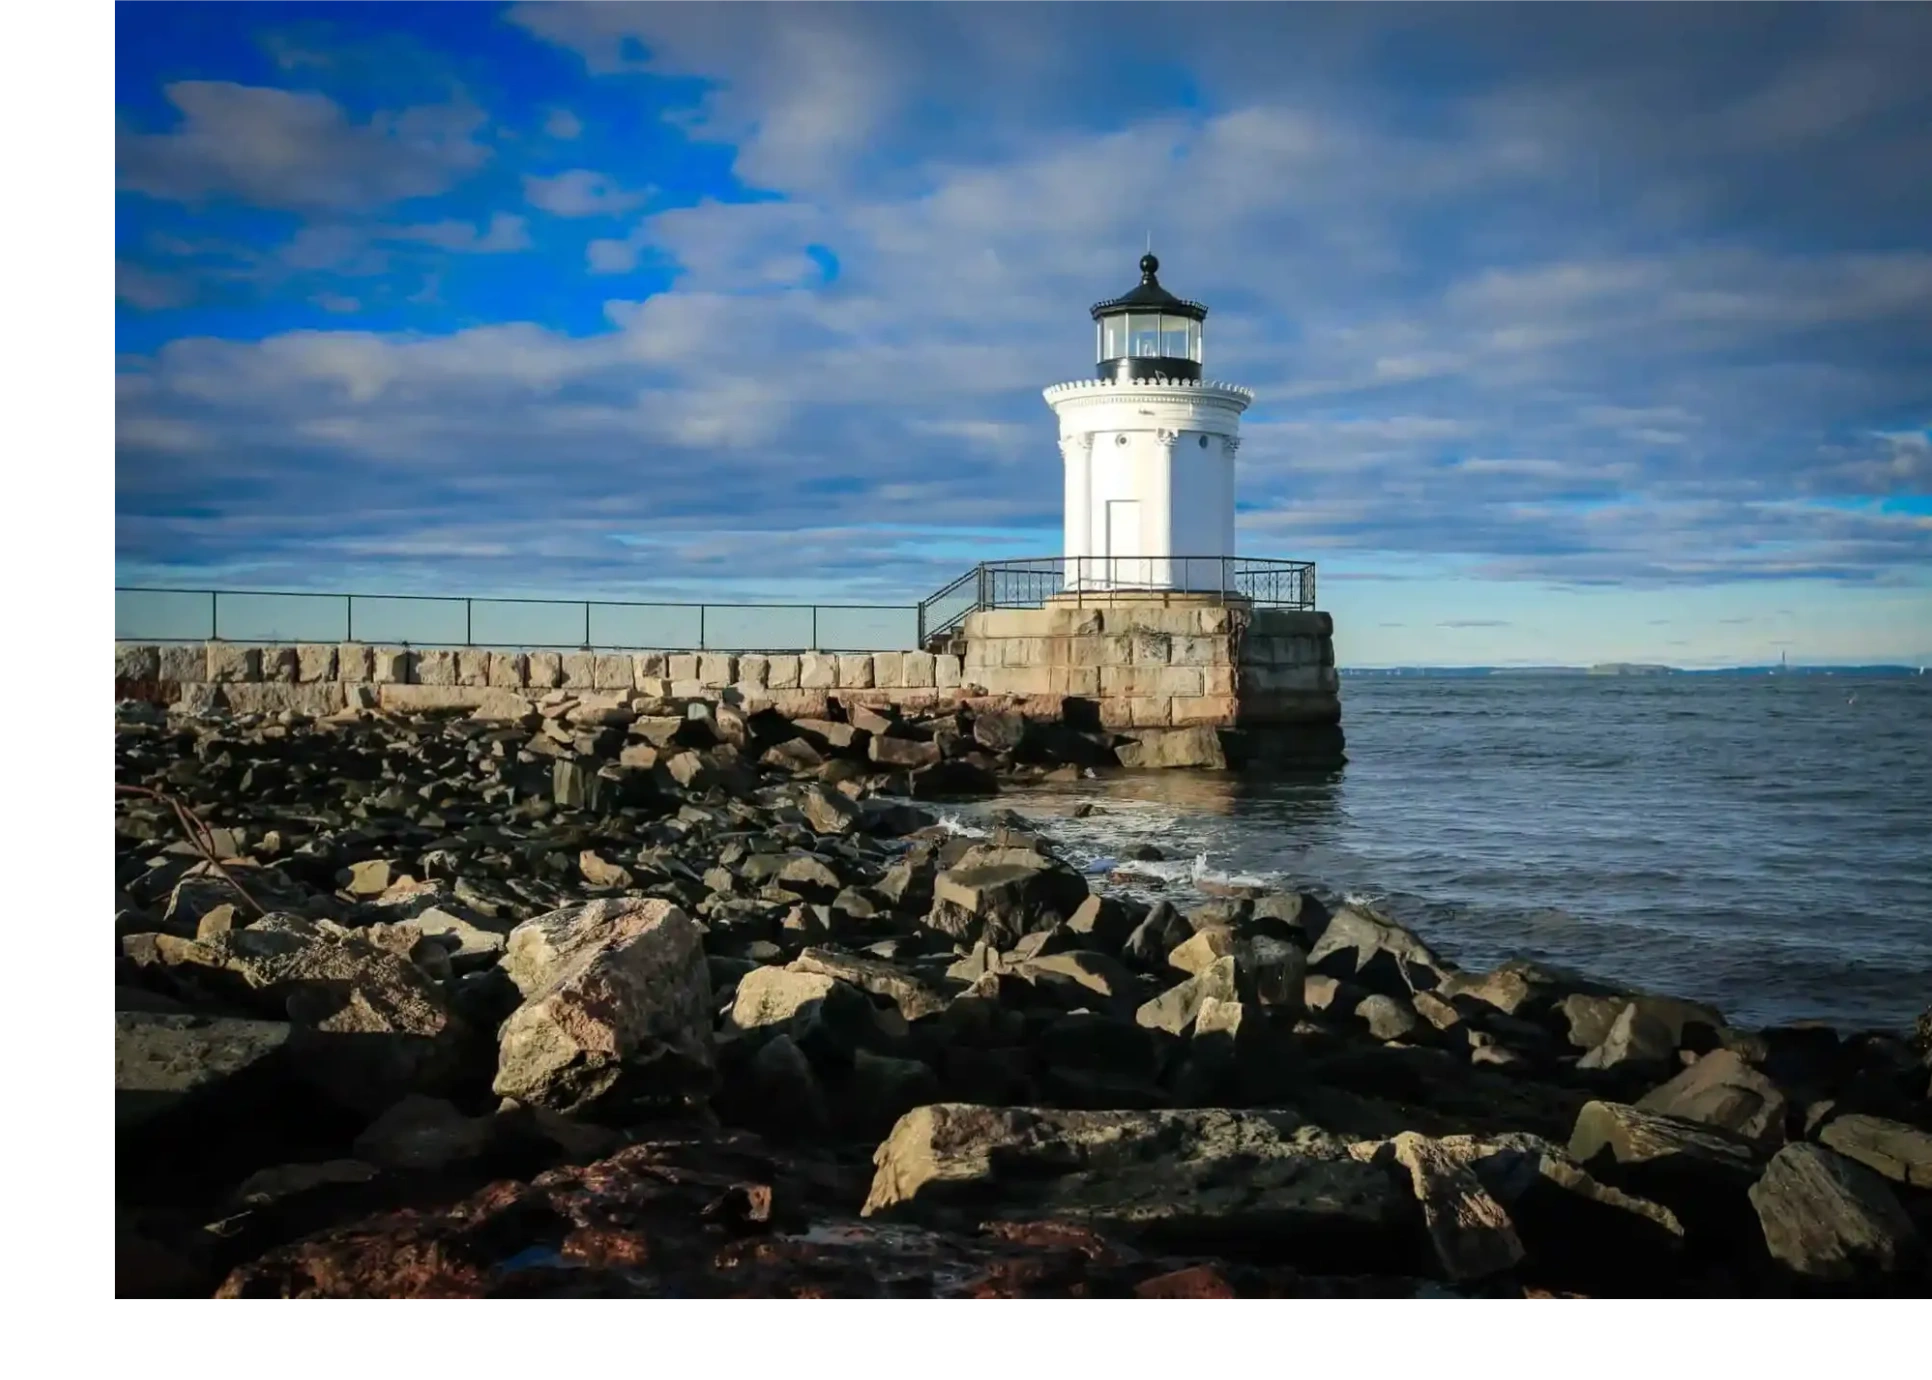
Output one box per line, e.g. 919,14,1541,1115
1340,665,1926,678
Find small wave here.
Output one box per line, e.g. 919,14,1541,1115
930,812,989,839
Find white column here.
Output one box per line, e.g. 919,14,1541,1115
1060,432,1093,589
1153,427,1180,589
1221,435,1241,588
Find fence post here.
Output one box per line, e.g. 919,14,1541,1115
699,605,706,651
345,594,354,642
583,602,591,650
464,598,472,647
811,606,818,651
210,590,219,641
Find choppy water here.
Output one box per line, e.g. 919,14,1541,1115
946,676,1932,1034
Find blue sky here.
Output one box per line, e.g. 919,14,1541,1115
114,2,1932,666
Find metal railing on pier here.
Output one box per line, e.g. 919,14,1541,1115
914,556,1317,646
113,587,919,653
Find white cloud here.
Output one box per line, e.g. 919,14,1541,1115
387,212,533,253
119,81,492,212
523,169,649,218
543,107,584,139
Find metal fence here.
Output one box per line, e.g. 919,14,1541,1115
114,587,920,653
118,556,1317,655
916,556,1317,644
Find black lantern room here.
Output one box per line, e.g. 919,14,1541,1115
1090,253,1206,383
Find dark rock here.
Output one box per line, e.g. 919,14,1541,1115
115,1011,292,1131
1305,906,1445,995
926,850,1089,950
352,1095,499,1172
863,1104,1415,1270
1748,1143,1921,1282
1065,894,1137,954
1121,900,1192,971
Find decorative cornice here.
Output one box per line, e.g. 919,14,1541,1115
1044,376,1253,402
1057,432,1094,463
1221,436,1243,459
1153,427,1181,450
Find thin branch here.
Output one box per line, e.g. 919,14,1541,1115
115,783,268,919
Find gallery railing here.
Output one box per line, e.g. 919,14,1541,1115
915,556,1316,646
113,587,920,653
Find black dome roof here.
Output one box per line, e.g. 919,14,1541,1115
1089,253,1207,322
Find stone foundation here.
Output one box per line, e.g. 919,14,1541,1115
959,600,1343,768
114,617,1343,770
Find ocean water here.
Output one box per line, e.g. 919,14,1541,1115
947,675,1932,1034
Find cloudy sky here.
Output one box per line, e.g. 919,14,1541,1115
115,2,1932,666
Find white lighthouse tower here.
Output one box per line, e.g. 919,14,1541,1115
1044,253,1252,593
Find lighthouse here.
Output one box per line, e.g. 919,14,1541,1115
1044,254,1253,593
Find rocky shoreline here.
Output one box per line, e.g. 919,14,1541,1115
114,690,1932,1298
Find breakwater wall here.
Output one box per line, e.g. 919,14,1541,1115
114,604,1343,769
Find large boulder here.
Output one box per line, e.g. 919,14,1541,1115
125,917,471,1113
1636,1049,1789,1150
1748,1143,1921,1282
1115,726,1226,770
1305,907,1445,995
863,1104,1415,1268
788,947,950,1021
1816,1114,1932,1191
492,899,713,1117
926,848,1089,950
722,965,890,1068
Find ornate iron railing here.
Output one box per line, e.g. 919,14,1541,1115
915,556,1316,646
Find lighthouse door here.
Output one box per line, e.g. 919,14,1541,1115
1105,499,1143,589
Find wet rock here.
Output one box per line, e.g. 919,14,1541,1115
1816,1114,1932,1190
1636,1049,1789,1150
863,1104,1414,1268
926,852,1089,951
1748,1143,1921,1282
493,899,713,1117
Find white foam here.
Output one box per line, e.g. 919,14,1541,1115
930,811,989,840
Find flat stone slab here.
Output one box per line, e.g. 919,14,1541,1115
115,1011,292,1130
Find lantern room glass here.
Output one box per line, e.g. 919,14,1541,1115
1100,315,1127,359
1159,315,1191,358
1127,313,1162,357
